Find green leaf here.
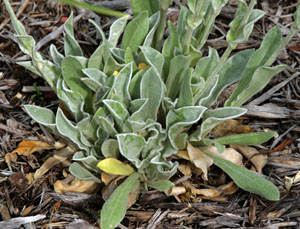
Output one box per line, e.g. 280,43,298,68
56,76,85,122
201,49,254,107
50,44,64,66
143,12,160,46
56,108,89,151
72,151,99,170
229,65,286,107
176,6,189,43
108,17,128,47
101,139,119,158
148,180,174,191
189,107,247,142
130,0,152,16
100,172,140,229
166,55,191,100
117,133,146,168
225,26,283,106
140,46,164,75
193,47,219,81
167,106,207,149
204,131,277,146
24,105,56,133
227,1,265,45
69,162,101,183
82,68,107,86
121,11,149,52
103,99,130,131
108,63,132,107
293,2,300,30
88,44,104,69
162,21,181,78
177,68,193,108
203,151,279,201
140,67,164,121
63,12,83,56
61,56,93,113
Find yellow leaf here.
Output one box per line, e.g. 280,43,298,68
97,158,135,176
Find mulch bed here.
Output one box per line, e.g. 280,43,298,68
0,0,300,228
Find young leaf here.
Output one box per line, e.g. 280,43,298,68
100,172,140,229
140,67,164,121
108,17,128,47
202,151,280,201
63,12,83,56
61,56,93,113
121,11,149,52
97,158,135,176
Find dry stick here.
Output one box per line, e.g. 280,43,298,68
248,72,300,106
35,14,85,51
0,0,30,31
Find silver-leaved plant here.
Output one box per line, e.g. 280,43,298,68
4,0,300,228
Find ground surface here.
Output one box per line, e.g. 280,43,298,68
0,0,300,228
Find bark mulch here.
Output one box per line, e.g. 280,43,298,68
0,0,300,228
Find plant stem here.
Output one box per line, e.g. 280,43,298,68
183,27,193,55
210,45,233,77
154,8,167,51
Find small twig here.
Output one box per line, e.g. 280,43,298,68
248,72,300,106
22,86,53,92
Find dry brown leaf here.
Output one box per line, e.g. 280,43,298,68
54,176,100,194
178,163,192,176
285,176,294,191
218,181,239,195
25,173,34,184
221,148,243,166
12,140,53,156
5,152,17,163
34,145,76,180
165,186,186,196
231,144,267,173
20,205,33,217
293,170,300,183
127,185,140,209
102,176,125,201
101,172,118,185
212,119,253,136
191,188,221,197
187,143,214,180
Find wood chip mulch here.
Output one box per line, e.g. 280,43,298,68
0,0,300,228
